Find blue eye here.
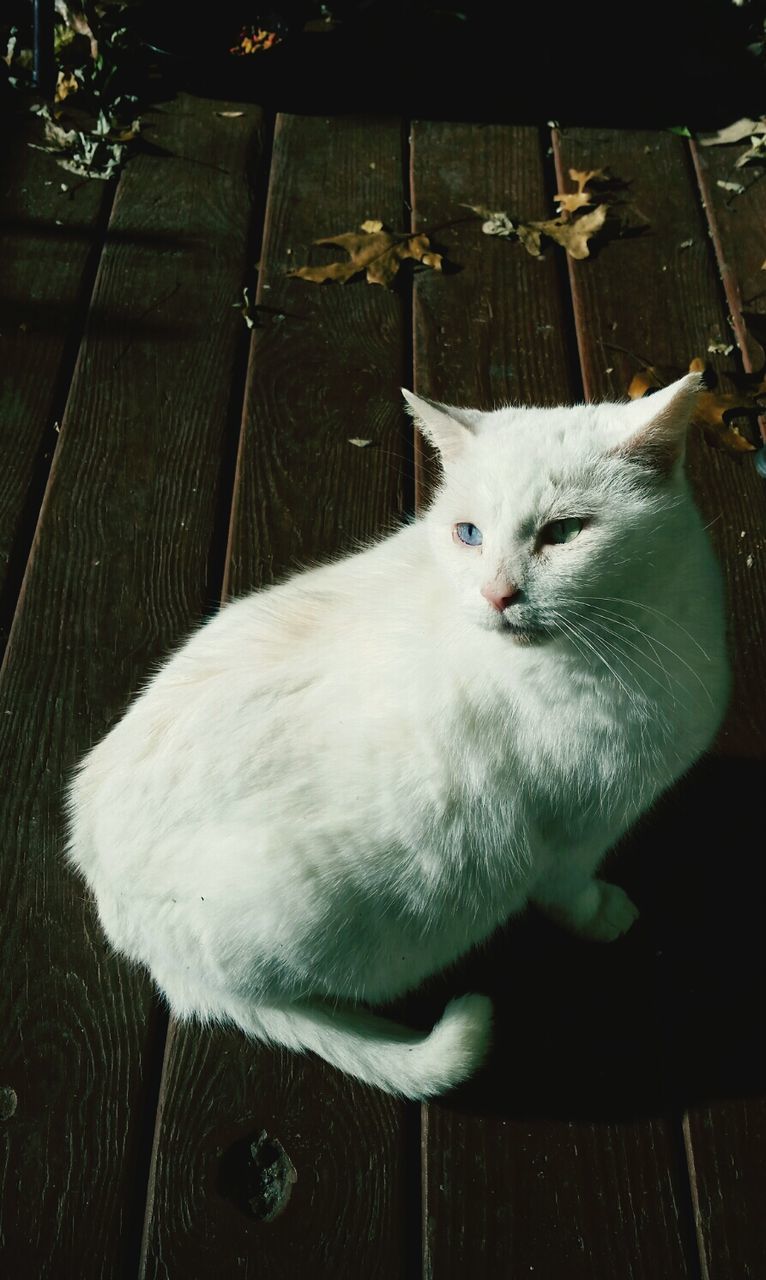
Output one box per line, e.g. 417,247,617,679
455,522,483,546
540,517,584,546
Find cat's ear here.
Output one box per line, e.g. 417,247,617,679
614,372,704,473
401,390,479,462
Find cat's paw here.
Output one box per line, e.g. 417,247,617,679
538,879,640,943
573,880,640,942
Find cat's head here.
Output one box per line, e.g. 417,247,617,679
403,375,703,643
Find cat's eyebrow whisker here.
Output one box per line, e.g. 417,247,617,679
583,602,715,708
352,443,443,477
581,594,712,661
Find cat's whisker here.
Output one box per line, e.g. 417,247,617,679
581,604,687,704
586,599,712,701
580,601,715,707
581,594,712,661
550,608,645,716
568,606,674,695
565,608,684,725
605,613,674,702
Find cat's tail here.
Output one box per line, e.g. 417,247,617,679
223,992,493,1100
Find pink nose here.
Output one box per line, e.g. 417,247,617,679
481,582,519,612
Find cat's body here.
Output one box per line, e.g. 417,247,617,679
66,377,729,1098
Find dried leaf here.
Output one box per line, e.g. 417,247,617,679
699,118,766,146
289,222,442,288
234,286,256,329
627,367,663,399
516,223,543,256
230,27,281,55
29,104,140,180
528,204,608,260
569,167,607,187
55,69,79,102
464,205,516,237
554,191,593,214
56,2,99,60
717,179,745,194
735,133,766,168
628,357,758,453
553,168,606,213
471,201,606,259
3,31,17,66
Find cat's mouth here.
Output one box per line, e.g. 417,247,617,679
497,615,550,645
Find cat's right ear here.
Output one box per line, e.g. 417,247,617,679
401,390,478,462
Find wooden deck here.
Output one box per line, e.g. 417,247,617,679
1,96,765,1277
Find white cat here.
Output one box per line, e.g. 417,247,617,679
65,373,729,1099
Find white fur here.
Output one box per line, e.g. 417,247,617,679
65,376,729,1098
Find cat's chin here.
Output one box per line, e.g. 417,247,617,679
491,616,551,645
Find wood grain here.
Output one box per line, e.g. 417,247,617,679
411,121,697,1280
140,114,418,1280
0,95,264,1276
553,127,766,760
0,121,112,644
682,139,766,1280
690,138,766,381
554,126,766,1280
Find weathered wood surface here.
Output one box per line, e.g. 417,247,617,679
685,138,766,1280
691,138,766,381
555,126,766,1280
0,104,763,1279
0,121,112,646
0,95,263,1276
411,121,698,1280
140,114,418,1280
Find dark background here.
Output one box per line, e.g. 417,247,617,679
4,0,766,128
130,0,766,127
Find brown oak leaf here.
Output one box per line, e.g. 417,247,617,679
289,220,442,287
527,204,608,260
628,357,759,453
554,167,607,214
470,201,607,260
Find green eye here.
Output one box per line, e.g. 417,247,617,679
541,517,584,546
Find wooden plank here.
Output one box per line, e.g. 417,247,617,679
685,1100,766,1280
0,123,112,646
553,126,766,761
690,138,766,382
683,141,766,1280
0,95,264,1275
140,114,417,1279
554,126,766,1280
411,121,698,1279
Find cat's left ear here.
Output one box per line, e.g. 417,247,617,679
614,372,704,473
401,390,480,462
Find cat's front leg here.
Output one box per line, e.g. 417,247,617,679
531,871,639,943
